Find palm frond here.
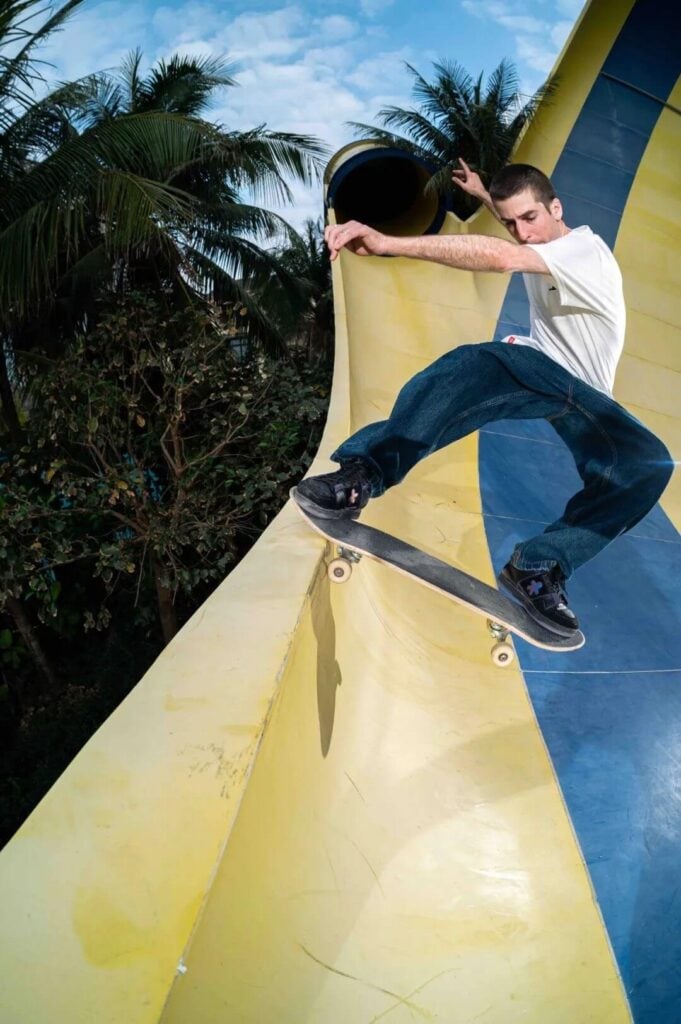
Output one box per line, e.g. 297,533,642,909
119,47,144,111
0,169,198,315
430,60,476,119
0,112,220,223
95,170,197,249
76,76,125,126
0,195,86,316
189,226,299,293
372,106,453,157
136,53,239,116
0,0,85,96
345,122,418,150
409,59,474,120
214,126,327,205
195,201,299,246
0,73,109,167
484,57,518,116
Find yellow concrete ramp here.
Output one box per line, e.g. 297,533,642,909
1,0,680,1020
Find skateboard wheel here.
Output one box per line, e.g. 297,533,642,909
491,641,515,667
328,558,352,583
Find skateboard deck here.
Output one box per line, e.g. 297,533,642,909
291,488,585,663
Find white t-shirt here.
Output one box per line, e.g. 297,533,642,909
501,226,625,395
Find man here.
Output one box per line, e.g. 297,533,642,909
295,161,673,635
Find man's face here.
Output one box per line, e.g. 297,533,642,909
494,187,564,244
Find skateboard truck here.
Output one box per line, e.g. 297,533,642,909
486,620,515,667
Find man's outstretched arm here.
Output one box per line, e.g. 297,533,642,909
325,220,549,275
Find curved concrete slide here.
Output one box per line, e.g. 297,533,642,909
0,1,679,1020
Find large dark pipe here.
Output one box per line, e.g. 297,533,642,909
325,145,447,237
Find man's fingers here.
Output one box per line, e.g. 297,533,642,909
324,225,340,255
326,222,357,255
451,158,469,186
452,157,469,179
324,220,379,259
327,228,345,259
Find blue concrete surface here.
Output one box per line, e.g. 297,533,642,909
480,1,681,1019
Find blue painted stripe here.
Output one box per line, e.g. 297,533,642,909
526,665,681,1024
480,1,681,1020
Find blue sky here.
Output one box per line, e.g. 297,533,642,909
39,0,586,229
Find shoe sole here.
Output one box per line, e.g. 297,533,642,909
291,486,362,521
498,567,579,640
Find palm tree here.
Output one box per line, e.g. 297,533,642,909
348,57,554,220
0,5,328,432
260,217,333,364
0,0,86,437
65,48,324,351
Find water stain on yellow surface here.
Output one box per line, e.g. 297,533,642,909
74,884,204,972
73,886,156,968
164,694,208,712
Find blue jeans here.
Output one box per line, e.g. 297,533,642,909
332,342,673,578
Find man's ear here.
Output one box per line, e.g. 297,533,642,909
551,197,563,221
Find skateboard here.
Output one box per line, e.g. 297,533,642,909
291,488,585,666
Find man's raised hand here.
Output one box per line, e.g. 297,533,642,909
451,158,486,201
324,220,387,261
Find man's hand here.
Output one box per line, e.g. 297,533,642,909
324,220,388,261
451,158,487,202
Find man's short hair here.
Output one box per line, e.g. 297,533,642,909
489,164,556,209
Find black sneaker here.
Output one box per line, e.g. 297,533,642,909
293,460,373,520
498,562,579,637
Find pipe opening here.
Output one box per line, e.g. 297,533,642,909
326,147,446,237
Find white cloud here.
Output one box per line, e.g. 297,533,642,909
318,15,358,42
23,0,588,239
35,1,419,232
550,18,575,50
359,0,395,17
460,0,575,84
150,2,224,46
345,47,412,92
515,35,554,74
458,3,544,34
163,7,415,154
302,43,358,72
38,1,150,81
499,14,545,33
557,0,585,16
216,6,309,62
225,61,365,138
